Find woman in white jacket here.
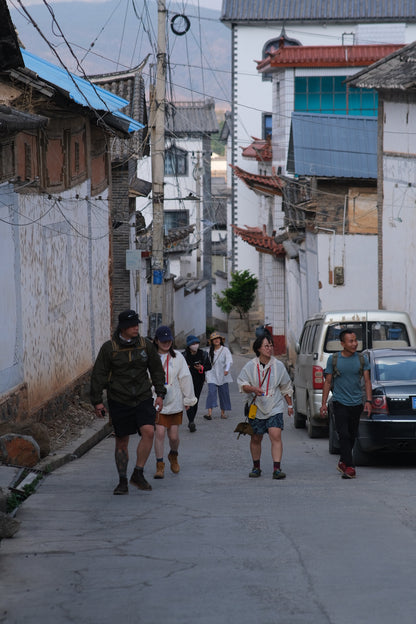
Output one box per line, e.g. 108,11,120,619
153,326,197,479
204,331,233,420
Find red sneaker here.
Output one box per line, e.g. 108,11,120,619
342,466,356,479
337,461,347,474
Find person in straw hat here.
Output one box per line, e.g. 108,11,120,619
204,331,233,420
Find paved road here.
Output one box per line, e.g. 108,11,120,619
1,354,416,624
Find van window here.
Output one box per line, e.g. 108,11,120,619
324,323,366,353
370,322,410,348
300,324,312,354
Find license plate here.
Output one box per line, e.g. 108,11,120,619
412,397,416,410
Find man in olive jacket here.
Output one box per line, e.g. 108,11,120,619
91,310,166,495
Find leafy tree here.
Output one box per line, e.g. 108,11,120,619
214,270,258,319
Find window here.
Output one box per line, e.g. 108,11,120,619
263,113,272,139
165,145,188,176
294,76,378,116
164,209,189,233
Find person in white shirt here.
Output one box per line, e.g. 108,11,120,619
204,331,233,420
237,333,294,480
152,326,197,479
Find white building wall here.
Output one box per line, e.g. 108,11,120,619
232,20,416,274
173,288,207,343
0,180,111,412
382,99,416,323
317,233,378,310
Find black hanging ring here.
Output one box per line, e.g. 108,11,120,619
170,14,191,36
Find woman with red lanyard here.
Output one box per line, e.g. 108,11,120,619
237,333,294,480
152,326,197,480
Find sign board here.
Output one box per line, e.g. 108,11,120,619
126,250,142,270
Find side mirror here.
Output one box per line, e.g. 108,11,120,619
295,342,300,354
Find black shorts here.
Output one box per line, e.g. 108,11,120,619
108,397,156,438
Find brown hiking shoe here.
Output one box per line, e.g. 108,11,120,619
154,460,165,479
130,469,152,491
113,477,128,495
168,451,180,473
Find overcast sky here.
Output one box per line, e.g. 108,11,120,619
8,0,223,9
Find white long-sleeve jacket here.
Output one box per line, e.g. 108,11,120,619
158,350,197,415
205,346,233,385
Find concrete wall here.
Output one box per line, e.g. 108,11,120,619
0,179,111,418
173,286,207,348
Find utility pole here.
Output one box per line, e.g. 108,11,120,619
149,0,166,337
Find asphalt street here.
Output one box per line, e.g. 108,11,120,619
1,353,416,624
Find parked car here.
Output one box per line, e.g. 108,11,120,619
293,310,416,438
328,347,416,464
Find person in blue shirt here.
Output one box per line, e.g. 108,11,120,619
320,329,372,479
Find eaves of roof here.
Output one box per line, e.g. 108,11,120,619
258,44,404,72
346,40,416,90
0,105,47,135
230,164,284,196
19,49,143,134
221,1,416,24
242,137,272,161
232,224,285,257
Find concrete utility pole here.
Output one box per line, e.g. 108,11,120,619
202,135,213,325
149,0,166,337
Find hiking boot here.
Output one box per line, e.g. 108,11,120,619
272,469,286,480
130,468,152,491
168,451,180,473
153,461,165,479
188,422,196,432
337,461,347,475
113,477,128,495
249,467,262,478
342,466,356,479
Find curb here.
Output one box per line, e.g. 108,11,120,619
36,421,113,474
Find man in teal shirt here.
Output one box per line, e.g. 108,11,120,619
320,329,372,479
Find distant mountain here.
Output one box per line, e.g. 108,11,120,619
9,0,231,109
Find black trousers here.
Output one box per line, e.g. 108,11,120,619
187,382,204,424
333,401,363,467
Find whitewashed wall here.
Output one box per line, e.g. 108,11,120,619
317,232,378,310
382,98,416,325
173,286,207,346
0,180,111,413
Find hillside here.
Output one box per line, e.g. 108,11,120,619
9,0,231,108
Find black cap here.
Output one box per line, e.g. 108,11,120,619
118,309,141,329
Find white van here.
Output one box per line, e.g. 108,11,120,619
293,310,416,437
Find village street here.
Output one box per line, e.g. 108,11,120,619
1,353,416,624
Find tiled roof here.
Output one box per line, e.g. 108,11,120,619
165,99,219,136
231,224,285,257
242,137,272,161
347,40,416,90
231,165,284,196
287,113,377,178
89,67,149,158
258,44,404,72
221,1,416,23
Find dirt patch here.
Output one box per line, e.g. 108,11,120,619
42,402,97,453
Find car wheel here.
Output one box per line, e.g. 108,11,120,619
293,393,306,429
328,408,340,455
306,399,321,438
352,441,372,466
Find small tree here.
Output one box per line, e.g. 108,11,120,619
214,270,258,319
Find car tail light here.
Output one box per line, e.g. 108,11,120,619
371,395,388,414
312,366,324,389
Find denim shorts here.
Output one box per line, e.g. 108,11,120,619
251,412,284,435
